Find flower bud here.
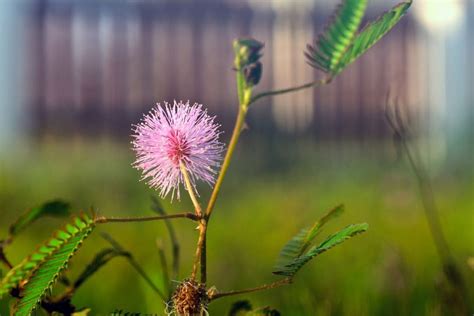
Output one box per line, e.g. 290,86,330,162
233,37,264,70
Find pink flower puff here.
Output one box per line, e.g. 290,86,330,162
132,101,224,200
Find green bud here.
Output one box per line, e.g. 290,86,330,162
233,37,264,70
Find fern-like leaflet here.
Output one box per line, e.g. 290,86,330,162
337,1,412,71
306,0,411,75
0,213,95,316
275,205,344,270
305,0,367,74
273,206,367,277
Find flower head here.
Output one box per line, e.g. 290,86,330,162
132,101,224,199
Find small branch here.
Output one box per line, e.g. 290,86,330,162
209,278,292,301
94,212,198,224
249,77,332,105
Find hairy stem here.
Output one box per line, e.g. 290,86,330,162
209,277,292,300
249,77,331,105
191,220,207,282
180,161,203,216
95,213,198,224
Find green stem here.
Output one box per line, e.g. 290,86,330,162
236,70,245,105
205,106,247,218
190,68,249,285
250,77,331,105
193,105,247,283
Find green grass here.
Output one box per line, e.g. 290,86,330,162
0,138,473,315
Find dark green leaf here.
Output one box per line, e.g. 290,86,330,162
9,200,71,237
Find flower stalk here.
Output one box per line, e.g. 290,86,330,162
180,161,203,217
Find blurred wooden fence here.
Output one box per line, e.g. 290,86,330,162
21,0,427,139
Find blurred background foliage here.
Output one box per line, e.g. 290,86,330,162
0,0,473,315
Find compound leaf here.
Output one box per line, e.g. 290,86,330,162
0,213,95,316
274,205,344,272
274,223,368,277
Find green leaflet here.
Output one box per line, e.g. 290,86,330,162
273,206,367,277
305,0,367,74
274,205,344,271
274,223,368,277
336,1,412,72
9,200,71,237
0,214,94,315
